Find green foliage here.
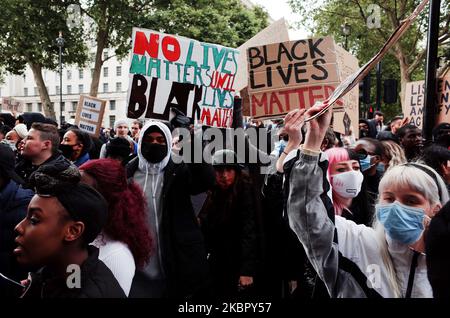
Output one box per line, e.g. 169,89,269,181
142,0,269,48
288,0,449,121
0,0,88,74
79,0,269,62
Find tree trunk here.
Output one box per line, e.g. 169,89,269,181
89,30,107,97
29,62,56,120
89,2,109,97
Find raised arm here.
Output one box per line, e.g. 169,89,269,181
284,104,343,297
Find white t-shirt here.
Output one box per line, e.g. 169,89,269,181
91,233,135,296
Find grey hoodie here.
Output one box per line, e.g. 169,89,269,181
133,121,172,281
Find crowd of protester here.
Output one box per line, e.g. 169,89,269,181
1,106,450,299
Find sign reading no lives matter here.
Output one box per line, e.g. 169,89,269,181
126,27,239,128
74,95,106,137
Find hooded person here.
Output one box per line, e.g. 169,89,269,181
126,120,215,298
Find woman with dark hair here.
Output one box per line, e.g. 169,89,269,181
14,160,125,298
79,158,152,296
199,149,259,296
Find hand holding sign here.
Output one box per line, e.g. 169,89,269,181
303,101,333,152
284,109,306,149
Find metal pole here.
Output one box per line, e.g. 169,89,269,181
376,61,382,111
56,31,64,126
422,0,441,144
59,45,63,125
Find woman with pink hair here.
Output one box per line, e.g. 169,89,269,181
324,147,371,224
79,158,152,296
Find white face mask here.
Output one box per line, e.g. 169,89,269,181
331,170,364,198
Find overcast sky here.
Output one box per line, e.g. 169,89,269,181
251,0,310,39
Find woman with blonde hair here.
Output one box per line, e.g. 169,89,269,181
283,104,449,298
380,140,407,171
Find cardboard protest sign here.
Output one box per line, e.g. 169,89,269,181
403,77,450,129
437,77,450,124
247,36,359,134
235,18,290,97
403,80,425,129
303,0,429,124
74,95,106,137
2,97,23,113
126,28,239,128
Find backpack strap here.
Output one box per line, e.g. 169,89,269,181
338,252,383,298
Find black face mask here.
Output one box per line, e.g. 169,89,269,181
359,129,369,138
59,144,75,160
141,143,167,163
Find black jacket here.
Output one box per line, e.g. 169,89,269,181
0,180,34,297
15,153,70,186
21,246,125,298
199,174,259,296
127,157,215,298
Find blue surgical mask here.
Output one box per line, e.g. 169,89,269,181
376,201,425,245
376,162,385,174
274,140,287,157
360,155,374,171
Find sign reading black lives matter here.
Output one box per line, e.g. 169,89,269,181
126,27,239,128
74,95,106,137
247,36,359,135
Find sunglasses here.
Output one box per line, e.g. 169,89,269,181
356,150,369,160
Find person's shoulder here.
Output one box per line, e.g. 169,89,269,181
126,156,139,176
98,239,133,260
80,251,127,298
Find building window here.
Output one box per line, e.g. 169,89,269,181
24,88,28,96
34,87,38,95
110,100,116,110
67,70,72,80
79,84,84,94
56,86,60,94
103,67,109,77
103,83,109,93
67,85,72,94
79,69,84,79
116,66,122,76
116,82,122,92
61,102,65,112
72,101,77,111
109,115,116,129
26,103,32,112
103,50,108,60
37,103,42,112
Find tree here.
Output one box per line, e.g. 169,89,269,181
288,0,450,118
74,0,268,97
0,0,87,120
